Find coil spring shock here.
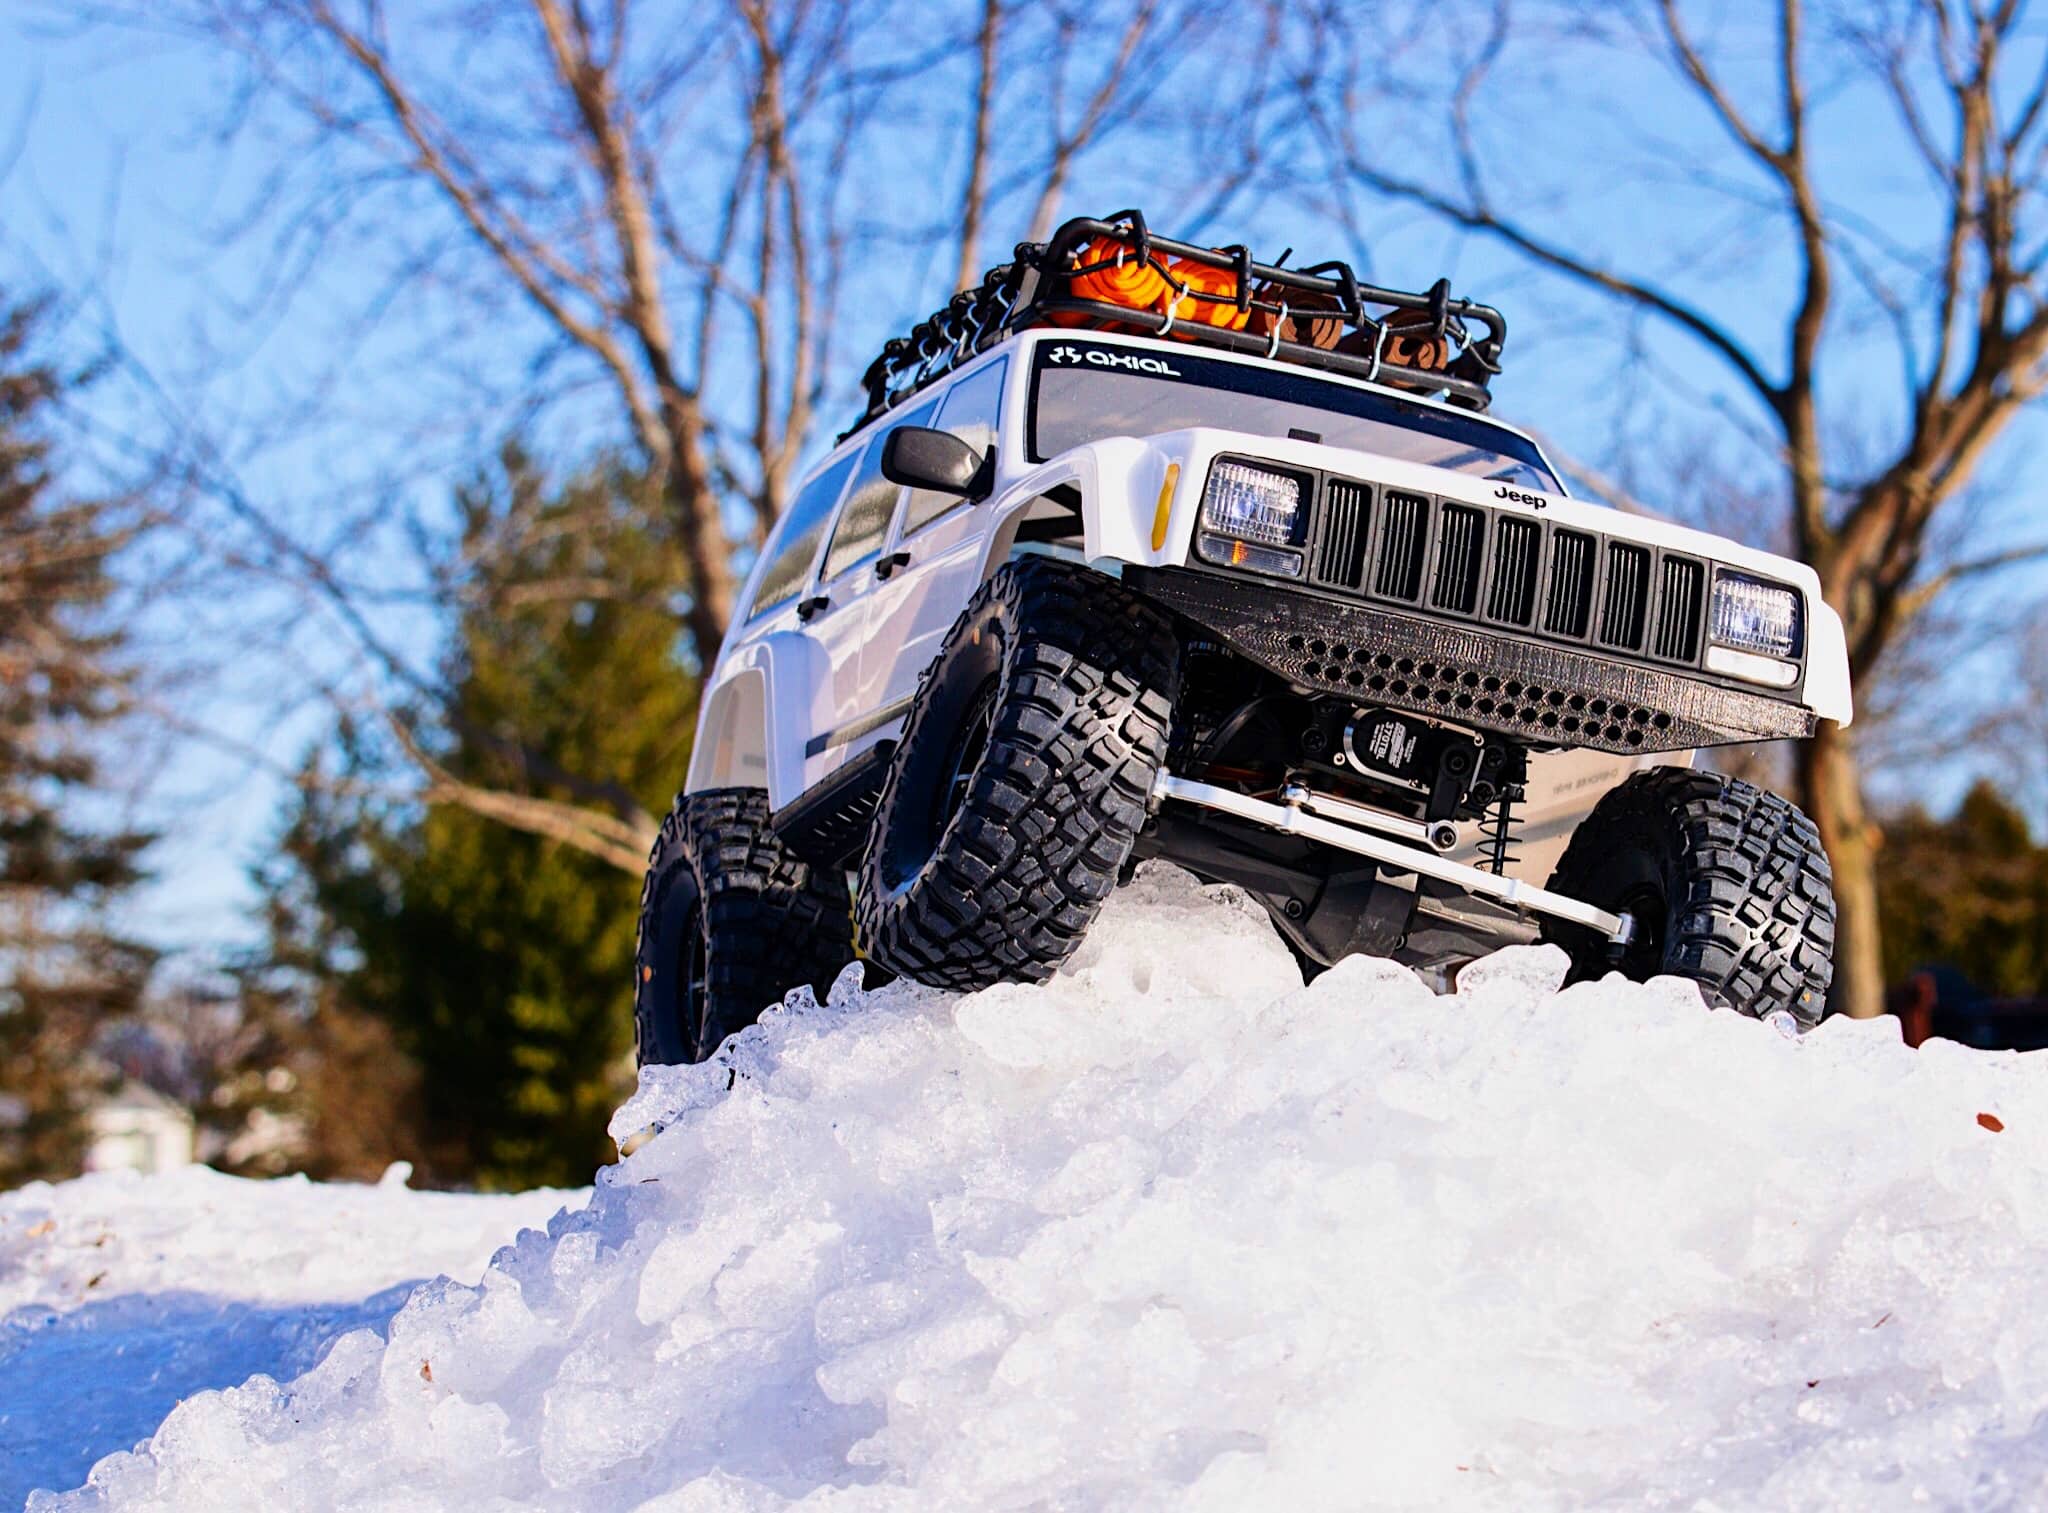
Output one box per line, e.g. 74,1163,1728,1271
1486,787,1523,876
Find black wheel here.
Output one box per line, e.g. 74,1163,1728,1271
856,555,1179,991
1543,766,1836,1026
634,788,857,1065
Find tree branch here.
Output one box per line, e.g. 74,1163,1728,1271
388,713,654,874
1328,147,1783,408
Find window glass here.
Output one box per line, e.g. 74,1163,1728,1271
751,450,858,616
822,398,937,580
1029,343,1558,491
904,356,1006,535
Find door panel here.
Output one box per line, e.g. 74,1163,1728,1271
863,509,991,717
799,399,936,791
862,360,1009,717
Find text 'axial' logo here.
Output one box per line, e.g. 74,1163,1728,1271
1046,345,1180,377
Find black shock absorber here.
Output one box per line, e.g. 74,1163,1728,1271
1486,786,1524,876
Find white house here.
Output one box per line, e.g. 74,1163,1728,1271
84,1082,195,1176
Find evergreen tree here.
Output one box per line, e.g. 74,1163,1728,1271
1878,781,2048,999
268,448,695,1188
0,293,153,1186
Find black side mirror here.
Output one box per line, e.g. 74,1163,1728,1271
881,426,986,497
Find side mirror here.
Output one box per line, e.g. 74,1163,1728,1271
882,426,986,497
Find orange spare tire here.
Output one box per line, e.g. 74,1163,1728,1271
1161,256,1250,340
1047,235,1172,327
1248,286,1347,351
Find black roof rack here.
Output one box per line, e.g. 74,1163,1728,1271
849,209,1508,437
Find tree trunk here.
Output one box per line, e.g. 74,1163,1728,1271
1793,720,1885,1018
662,403,736,671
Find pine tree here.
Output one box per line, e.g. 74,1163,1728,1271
0,293,153,1186
1878,782,2048,1000
266,447,695,1188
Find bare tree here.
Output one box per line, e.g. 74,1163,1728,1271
51,0,895,873
161,0,880,669
953,0,1003,292
59,0,1302,876
1314,0,2048,1016
946,0,1295,288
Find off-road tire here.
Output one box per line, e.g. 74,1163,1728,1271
856,555,1179,991
1543,766,1836,1026
634,788,856,1065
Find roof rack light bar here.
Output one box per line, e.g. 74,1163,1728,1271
849,209,1510,438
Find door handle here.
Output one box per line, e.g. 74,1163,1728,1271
796,593,830,621
874,551,912,580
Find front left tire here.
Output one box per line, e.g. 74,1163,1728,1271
1542,766,1836,1027
633,788,856,1065
855,555,1180,991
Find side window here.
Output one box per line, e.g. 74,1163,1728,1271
751,451,858,616
820,397,937,581
904,357,1006,535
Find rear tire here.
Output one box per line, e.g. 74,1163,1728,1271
1543,767,1835,1026
856,556,1179,991
634,788,856,1065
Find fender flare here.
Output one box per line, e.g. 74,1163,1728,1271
686,632,824,807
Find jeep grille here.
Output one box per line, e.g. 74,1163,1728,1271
1600,542,1651,650
1302,478,1716,675
1654,555,1706,662
1544,530,1596,637
1486,516,1541,626
1431,504,1484,614
1372,489,1430,600
1315,478,1372,588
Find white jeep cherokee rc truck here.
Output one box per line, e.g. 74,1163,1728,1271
634,212,1850,1066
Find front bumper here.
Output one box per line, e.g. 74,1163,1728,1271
1131,567,1817,754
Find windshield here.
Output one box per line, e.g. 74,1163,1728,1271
1029,340,1559,491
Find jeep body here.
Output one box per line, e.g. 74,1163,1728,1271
630,216,1847,1059
689,322,1846,949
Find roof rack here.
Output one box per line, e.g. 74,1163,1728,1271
850,208,1508,437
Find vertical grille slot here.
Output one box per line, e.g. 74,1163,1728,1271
1653,555,1705,661
1431,504,1484,613
1601,542,1651,649
1314,479,1372,589
1486,516,1541,625
1545,529,1595,637
1373,489,1430,600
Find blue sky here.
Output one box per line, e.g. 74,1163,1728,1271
4,5,2043,956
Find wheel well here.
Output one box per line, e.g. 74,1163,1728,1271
989,484,1085,559
686,668,771,794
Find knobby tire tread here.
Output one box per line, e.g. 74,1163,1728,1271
1546,766,1836,1025
634,787,855,1065
858,557,1178,992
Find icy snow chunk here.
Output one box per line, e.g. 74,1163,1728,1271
1451,940,1569,1001
33,863,2048,1511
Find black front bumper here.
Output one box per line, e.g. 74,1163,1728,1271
1130,566,1816,754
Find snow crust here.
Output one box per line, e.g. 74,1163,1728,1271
24,864,2048,1510
2,1165,577,1507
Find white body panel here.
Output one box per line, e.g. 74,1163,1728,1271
688,329,1853,851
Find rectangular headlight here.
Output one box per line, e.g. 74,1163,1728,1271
1710,574,1801,657
1201,460,1302,548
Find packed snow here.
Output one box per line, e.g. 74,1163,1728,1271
14,864,2048,1510
1,1164,578,1508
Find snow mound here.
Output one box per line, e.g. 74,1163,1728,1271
35,864,2048,1511
2,1165,577,1507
